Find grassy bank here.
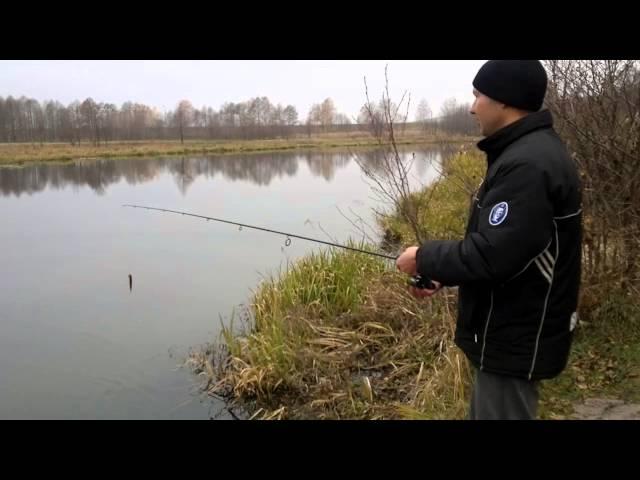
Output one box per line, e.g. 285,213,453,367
0,132,476,166
189,245,472,420
188,150,640,419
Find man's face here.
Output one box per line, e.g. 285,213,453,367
470,89,505,137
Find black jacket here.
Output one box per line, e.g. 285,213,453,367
416,110,582,380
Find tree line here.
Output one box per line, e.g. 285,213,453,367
0,94,478,145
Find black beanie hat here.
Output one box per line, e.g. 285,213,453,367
473,60,548,112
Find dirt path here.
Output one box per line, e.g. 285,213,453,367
571,398,640,419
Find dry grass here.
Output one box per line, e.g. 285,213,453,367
187,245,473,420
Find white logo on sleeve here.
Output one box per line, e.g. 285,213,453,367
489,202,509,226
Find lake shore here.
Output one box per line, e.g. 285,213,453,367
0,133,478,166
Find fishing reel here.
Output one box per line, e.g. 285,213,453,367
408,274,436,290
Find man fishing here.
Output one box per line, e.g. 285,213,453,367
396,60,582,420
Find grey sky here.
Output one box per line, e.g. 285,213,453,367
0,60,487,120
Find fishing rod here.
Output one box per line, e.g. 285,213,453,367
122,204,435,289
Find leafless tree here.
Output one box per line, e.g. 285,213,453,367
175,100,194,144
352,65,439,245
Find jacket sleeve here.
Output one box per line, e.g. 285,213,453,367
415,158,554,286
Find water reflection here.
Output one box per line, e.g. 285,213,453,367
0,146,454,198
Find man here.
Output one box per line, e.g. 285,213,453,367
396,60,582,420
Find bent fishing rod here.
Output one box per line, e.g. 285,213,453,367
122,204,435,290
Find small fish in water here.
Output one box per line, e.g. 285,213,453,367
129,274,133,292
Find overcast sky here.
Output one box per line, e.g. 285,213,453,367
0,60,487,120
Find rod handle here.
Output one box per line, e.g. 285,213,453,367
408,275,436,290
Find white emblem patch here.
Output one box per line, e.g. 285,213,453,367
489,202,509,226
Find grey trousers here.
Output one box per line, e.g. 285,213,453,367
468,369,539,420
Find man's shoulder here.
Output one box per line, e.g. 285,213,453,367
500,128,571,173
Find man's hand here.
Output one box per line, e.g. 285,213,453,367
396,246,419,275
396,246,442,299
